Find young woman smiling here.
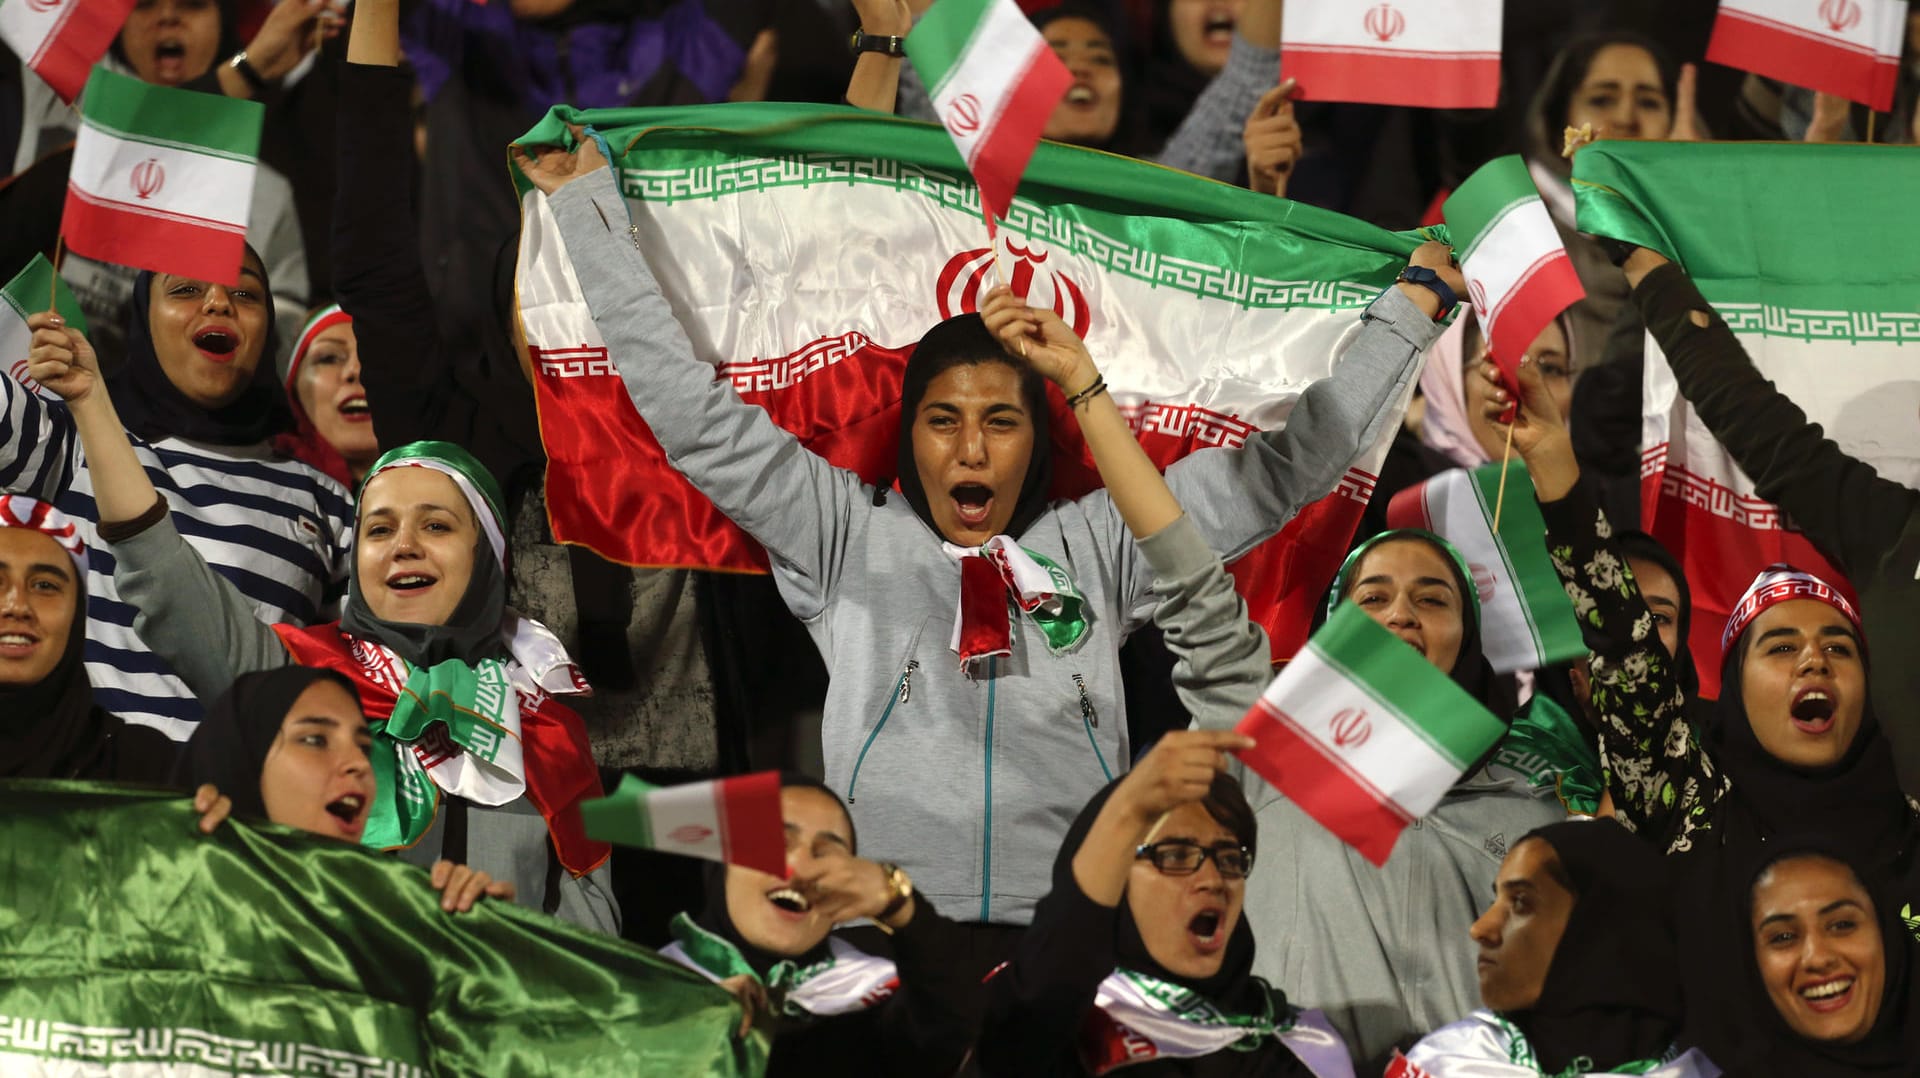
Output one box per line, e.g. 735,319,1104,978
275,306,378,487
1489,348,1920,1066
8,253,352,742
28,311,617,932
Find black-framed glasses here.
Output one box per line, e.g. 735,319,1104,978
1133,840,1253,880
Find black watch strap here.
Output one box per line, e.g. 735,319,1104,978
850,29,907,57
228,51,266,93
1396,266,1458,319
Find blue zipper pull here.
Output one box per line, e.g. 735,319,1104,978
1073,673,1097,729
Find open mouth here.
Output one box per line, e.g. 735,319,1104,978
192,326,239,361
324,793,367,836
1790,688,1836,734
1800,976,1855,1012
1064,84,1096,106
155,39,187,67
386,572,438,593
1187,910,1224,950
766,887,812,915
0,631,40,655
337,396,372,421
950,483,994,529
1203,11,1237,41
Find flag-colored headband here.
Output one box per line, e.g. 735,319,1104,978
1721,564,1862,653
283,304,353,395
0,495,88,577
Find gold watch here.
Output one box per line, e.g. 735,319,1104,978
877,862,914,925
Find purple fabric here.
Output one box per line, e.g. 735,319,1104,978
404,0,746,110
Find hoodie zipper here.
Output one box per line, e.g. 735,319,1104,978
1074,673,1112,781
846,622,928,804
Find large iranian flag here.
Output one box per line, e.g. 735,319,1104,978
0,782,762,1076
1574,140,1920,697
1280,0,1502,109
512,103,1431,660
1706,0,1906,112
63,65,262,285
0,0,134,103
1234,604,1508,866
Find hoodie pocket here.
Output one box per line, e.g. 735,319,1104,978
846,620,930,805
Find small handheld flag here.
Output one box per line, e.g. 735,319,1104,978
0,0,136,103
1,254,87,400
1387,460,1586,674
1706,0,1905,113
1444,155,1584,407
62,66,263,286
1234,603,1508,866
1280,0,1502,110
581,772,788,878
906,0,1072,232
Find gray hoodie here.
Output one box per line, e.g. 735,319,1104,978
550,168,1439,925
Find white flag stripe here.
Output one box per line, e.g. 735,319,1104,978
643,782,727,862
926,1,1045,168
1459,198,1562,324
1280,44,1499,61
1283,0,1500,51
69,121,254,232
1270,646,1464,817
1720,0,1905,54
0,0,74,67
1432,474,1546,667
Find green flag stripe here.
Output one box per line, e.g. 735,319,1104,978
80,66,262,159
1444,154,1536,257
1465,460,1584,662
907,0,997,99
1,255,86,332
1308,606,1509,766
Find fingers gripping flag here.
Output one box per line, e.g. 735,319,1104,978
1444,155,1584,402
2,254,88,400
907,0,1072,230
1234,604,1508,866
582,772,789,878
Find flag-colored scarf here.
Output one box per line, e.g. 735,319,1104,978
661,914,901,1019
943,536,1089,671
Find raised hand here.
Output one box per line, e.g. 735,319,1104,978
978,284,1097,392
1668,63,1703,142
850,0,912,35
429,859,517,913
808,856,914,929
511,124,612,197
1114,729,1256,825
1805,91,1852,142
717,974,767,1039
25,313,102,405
1243,79,1302,197
1476,355,1578,501
245,0,344,83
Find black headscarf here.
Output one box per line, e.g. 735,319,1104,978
113,247,292,446
1052,772,1269,1016
692,772,853,978
1508,819,1683,1074
1727,843,1920,1078
175,666,362,821
893,315,1054,544
1525,31,1680,180
1028,3,1153,158
0,550,108,779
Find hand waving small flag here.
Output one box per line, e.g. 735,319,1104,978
581,772,788,878
1234,603,1508,866
906,0,1072,232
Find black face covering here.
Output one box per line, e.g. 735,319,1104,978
1507,819,1683,1074
1053,774,1270,1016
113,251,291,446
893,314,1053,545
175,666,362,822
695,774,854,977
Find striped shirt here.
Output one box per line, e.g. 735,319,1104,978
0,371,353,741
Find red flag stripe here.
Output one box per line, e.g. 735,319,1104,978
61,189,249,285
1234,698,1413,867
968,45,1073,222
1279,49,1499,110
715,771,788,879
1483,252,1584,367
1705,10,1900,112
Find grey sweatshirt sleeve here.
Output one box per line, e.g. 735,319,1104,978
1154,34,1279,180
1138,514,1273,731
1151,285,1436,605
112,514,291,701
547,171,870,620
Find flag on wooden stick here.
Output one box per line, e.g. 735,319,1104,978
62,66,263,285
1280,0,1502,109
582,772,789,878
0,0,135,103
906,0,1072,231
1388,460,1586,675
1234,603,1508,866
1706,0,1906,112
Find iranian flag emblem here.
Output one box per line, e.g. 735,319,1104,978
1444,155,1584,395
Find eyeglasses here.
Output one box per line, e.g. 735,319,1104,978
1133,840,1253,880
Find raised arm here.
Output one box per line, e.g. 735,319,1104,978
1623,248,1920,582
844,0,910,113
1490,351,1723,852
515,143,868,616
25,313,289,699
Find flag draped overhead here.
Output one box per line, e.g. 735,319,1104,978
1705,0,1906,112
1573,140,1920,697
1279,0,1502,109
1234,604,1508,866
512,103,1431,660
583,772,788,878
1387,460,1586,675
906,0,1071,229
1444,155,1583,391
1,254,87,398
0,782,763,1077
0,0,135,103
63,65,262,284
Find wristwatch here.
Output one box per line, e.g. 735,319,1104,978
849,29,907,57
876,862,914,924
1396,265,1458,321
227,51,266,94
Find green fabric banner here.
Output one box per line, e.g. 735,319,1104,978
0,781,763,1076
